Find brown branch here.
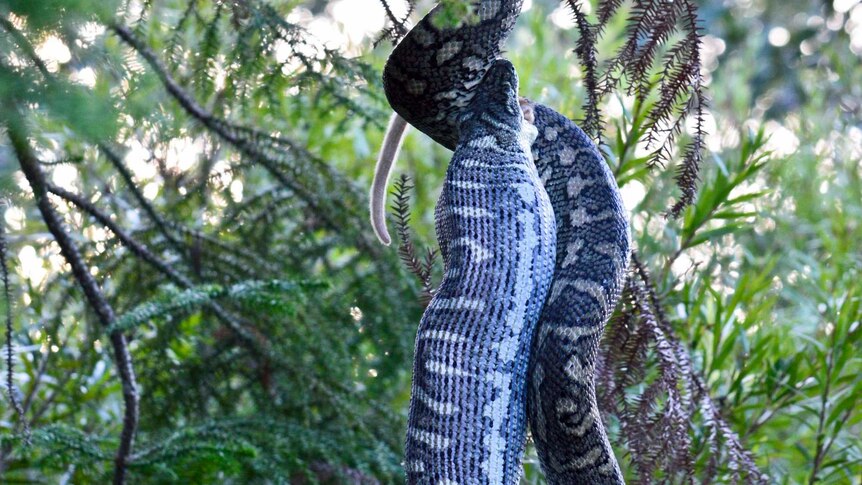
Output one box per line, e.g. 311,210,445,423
590,0,707,215
597,0,625,29
0,204,26,427
6,121,138,485
631,252,766,483
375,0,415,45
390,175,438,305
98,144,185,252
565,0,603,140
0,203,29,474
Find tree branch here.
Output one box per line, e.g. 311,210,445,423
565,0,603,140
0,202,29,473
109,23,380,257
44,182,276,364
0,17,50,77
375,0,415,45
6,122,138,485
97,144,186,252
631,253,766,483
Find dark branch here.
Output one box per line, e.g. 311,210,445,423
566,0,603,140
7,122,139,485
630,253,766,483
375,0,416,46
0,202,29,471
98,145,185,251
0,17,50,77
110,23,380,257
564,0,707,215
44,183,275,363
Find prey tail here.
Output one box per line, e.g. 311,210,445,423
370,112,409,246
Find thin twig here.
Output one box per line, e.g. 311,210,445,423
808,316,838,485
631,253,766,483
375,0,415,45
0,202,29,473
0,204,26,427
565,0,602,140
390,175,438,305
98,144,185,252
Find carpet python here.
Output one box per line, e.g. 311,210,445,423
370,2,631,483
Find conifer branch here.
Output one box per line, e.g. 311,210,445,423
110,23,380,256
566,0,602,140
0,202,29,470
628,253,766,482
98,144,185,252
44,183,275,365
0,17,50,77
596,0,625,30
565,0,708,216
376,0,416,45
596,250,766,481
6,122,139,485
391,175,438,305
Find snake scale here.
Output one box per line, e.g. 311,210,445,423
370,1,631,483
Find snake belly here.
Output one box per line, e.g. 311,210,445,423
381,1,631,482
405,60,555,484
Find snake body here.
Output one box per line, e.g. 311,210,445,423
406,59,555,483
374,2,631,482
526,102,629,483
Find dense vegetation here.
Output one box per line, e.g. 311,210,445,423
1,0,859,483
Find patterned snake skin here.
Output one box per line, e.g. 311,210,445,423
405,59,555,483
372,2,631,483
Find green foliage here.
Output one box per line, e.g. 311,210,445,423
108,279,322,334
430,1,478,29
0,0,860,483
1,0,119,29
0,0,121,140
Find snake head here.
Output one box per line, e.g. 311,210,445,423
464,59,522,122
460,59,536,154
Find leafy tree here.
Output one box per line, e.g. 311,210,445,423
0,0,859,484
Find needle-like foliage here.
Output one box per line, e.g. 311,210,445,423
2,1,860,483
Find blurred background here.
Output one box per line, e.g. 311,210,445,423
0,0,859,483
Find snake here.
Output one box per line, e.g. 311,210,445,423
369,1,631,483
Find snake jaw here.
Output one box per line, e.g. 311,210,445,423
373,72,532,248
519,97,538,158
519,97,536,125
520,119,539,157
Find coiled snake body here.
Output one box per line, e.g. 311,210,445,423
371,2,631,483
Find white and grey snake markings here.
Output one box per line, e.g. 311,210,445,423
371,2,631,483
